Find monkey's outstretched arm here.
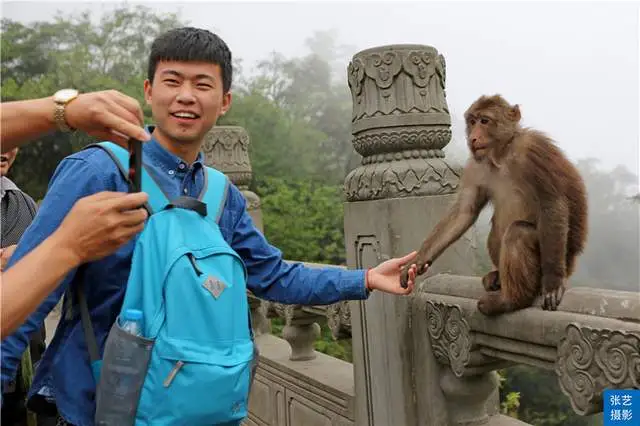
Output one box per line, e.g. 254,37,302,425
414,184,488,270
400,179,488,288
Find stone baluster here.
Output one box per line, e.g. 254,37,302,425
344,44,481,425
264,302,324,361
202,125,269,335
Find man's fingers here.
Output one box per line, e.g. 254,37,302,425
397,251,418,266
79,191,126,203
105,95,143,130
96,110,150,143
100,192,149,212
118,208,149,226
88,129,130,148
109,90,145,126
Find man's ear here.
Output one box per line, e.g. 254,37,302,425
143,79,152,106
220,91,232,116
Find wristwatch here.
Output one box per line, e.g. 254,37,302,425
53,88,79,132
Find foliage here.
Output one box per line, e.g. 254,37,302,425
255,177,346,265
1,6,186,199
500,366,602,426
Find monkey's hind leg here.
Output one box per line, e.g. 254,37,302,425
478,221,541,316
481,222,502,292
482,270,500,292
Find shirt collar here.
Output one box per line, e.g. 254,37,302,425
143,125,205,172
0,176,19,200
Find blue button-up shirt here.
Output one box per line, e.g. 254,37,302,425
1,130,367,426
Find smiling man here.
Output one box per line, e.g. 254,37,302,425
0,27,418,426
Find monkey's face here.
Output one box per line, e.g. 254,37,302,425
465,114,494,161
464,97,522,162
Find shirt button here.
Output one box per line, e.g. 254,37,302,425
178,163,186,170
183,188,188,194
168,170,175,175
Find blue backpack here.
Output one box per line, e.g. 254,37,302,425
74,142,257,425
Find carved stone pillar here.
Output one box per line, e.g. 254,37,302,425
203,126,268,336
344,44,480,426
203,125,263,231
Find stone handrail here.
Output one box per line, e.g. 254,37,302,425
249,269,639,425
248,260,353,361
246,261,357,426
413,274,640,421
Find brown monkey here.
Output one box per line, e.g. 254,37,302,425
400,94,588,315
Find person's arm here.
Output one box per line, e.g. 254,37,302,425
1,191,148,338
0,154,117,385
227,185,417,306
0,90,150,151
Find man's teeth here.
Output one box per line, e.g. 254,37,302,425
173,112,197,119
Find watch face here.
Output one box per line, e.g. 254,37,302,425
55,89,78,103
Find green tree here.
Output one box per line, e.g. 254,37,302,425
235,30,359,184
1,6,187,199
256,177,346,265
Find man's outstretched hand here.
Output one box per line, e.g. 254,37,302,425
366,251,421,295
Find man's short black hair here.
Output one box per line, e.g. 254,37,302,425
148,27,232,93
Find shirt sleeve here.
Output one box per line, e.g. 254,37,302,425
1,155,110,386
227,184,369,305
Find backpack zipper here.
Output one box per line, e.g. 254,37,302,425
186,253,203,276
163,360,184,387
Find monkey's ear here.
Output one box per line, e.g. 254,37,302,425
510,104,521,122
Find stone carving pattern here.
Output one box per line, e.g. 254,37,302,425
326,301,352,340
347,46,449,123
344,158,461,202
353,128,452,157
425,301,472,377
556,323,640,415
202,126,252,187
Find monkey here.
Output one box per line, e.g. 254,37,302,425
400,94,588,316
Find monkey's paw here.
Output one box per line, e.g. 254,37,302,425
541,274,566,311
400,264,411,289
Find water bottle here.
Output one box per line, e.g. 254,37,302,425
120,309,144,337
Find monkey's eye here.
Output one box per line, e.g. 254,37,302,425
480,118,489,125
469,119,476,126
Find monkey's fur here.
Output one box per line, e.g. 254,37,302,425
400,94,588,315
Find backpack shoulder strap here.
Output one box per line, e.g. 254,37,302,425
84,141,169,214
201,166,230,224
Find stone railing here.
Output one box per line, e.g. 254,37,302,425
412,275,640,425
244,269,639,426
244,262,356,426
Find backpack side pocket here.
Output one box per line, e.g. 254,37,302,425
95,316,154,426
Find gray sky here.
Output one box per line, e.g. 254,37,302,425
3,0,639,177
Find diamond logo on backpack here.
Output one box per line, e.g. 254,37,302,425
203,276,227,299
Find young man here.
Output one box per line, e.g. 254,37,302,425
1,27,419,426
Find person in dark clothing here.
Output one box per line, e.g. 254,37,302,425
1,147,53,426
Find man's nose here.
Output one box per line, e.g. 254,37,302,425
176,85,196,103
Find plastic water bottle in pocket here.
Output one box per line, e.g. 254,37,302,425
120,309,144,337
95,308,152,425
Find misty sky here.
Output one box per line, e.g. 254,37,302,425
3,1,639,177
